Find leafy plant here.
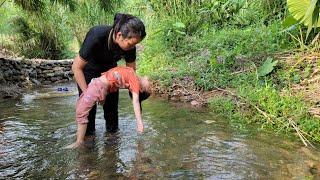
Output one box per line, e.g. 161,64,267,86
257,58,278,77
287,0,320,38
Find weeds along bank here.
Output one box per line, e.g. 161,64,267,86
128,0,320,145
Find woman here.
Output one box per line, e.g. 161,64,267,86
72,13,146,135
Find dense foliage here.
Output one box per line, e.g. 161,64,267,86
0,0,121,59
127,0,320,144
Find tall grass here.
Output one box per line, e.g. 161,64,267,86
0,0,121,59
67,1,116,46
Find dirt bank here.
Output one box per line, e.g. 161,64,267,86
150,77,230,107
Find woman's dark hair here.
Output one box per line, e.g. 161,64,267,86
129,91,151,111
113,13,146,40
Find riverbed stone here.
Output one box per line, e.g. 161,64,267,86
47,73,55,77
30,78,41,85
54,71,64,76
191,100,200,106
0,71,4,82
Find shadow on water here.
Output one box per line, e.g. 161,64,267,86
1,83,320,179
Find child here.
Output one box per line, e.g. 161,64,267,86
67,66,150,148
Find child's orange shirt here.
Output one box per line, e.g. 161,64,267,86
101,66,140,94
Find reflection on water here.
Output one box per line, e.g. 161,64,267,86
0,83,320,179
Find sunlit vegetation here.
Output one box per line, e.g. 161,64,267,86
126,0,320,145
0,0,121,59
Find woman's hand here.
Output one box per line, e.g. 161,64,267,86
72,55,88,92
98,100,105,105
112,71,126,88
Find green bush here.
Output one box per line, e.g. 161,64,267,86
1,0,120,59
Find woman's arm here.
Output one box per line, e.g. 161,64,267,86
72,55,88,92
131,92,143,133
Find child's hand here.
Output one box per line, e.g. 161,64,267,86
137,121,144,133
64,141,84,149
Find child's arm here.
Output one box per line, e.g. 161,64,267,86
131,92,143,133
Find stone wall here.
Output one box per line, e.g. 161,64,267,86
0,57,74,86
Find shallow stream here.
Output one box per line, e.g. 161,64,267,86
0,83,319,179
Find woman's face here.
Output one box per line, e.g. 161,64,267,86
115,32,141,51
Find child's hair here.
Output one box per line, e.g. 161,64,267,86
112,13,146,40
128,91,151,111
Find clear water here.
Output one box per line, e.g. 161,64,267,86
0,83,319,179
